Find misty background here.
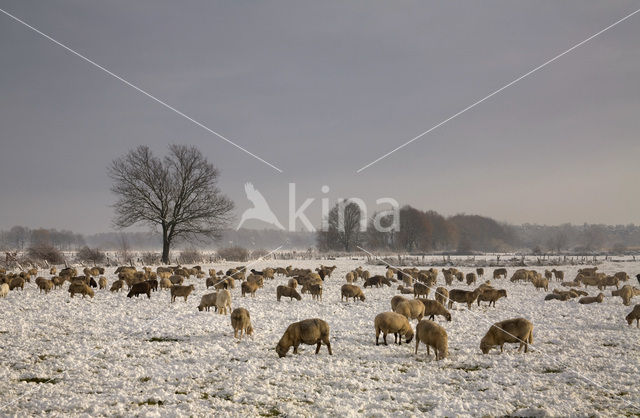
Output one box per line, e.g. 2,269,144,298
1,1,639,246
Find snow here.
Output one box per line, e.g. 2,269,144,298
0,258,639,416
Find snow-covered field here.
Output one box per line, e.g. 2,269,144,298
1,258,639,417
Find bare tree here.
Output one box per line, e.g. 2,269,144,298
317,201,363,252
108,145,234,264
117,233,132,265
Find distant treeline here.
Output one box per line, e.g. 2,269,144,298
2,212,640,254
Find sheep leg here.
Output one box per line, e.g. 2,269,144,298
293,345,299,354
383,332,388,346
315,342,321,354
415,339,419,355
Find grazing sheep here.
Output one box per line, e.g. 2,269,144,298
68,282,94,298
9,277,24,291
159,277,173,290
230,308,253,339
287,278,298,289
448,289,480,309
613,271,629,282
413,282,430,298
415,320,448,360
626,304,640,327
169,275,184,286
480,318,533,354
374,312,414,345
110,280,124,292
579,267,598,276
396,285,414,295
127,282,151,299
277,285,302,301
394,299,426,321
52,276,66,289
215,289,232,314
532,277,549,291
493,268,507,279
477,288,507,307
545,293,570,301
443,272,454,285
551,269,564,281
341,284,365,302
0,283,8,298
562,280,581,288
247,274,264,288
612,285,636,306
391,295,409,311
434,287,449,306
146,279,158,291
466,272,477,286
98,276,107,290
197,293,218,312
37,279,54,294
309,284,323,301
418,299,452,321
598,276,619,290
241,281,260,298
363,276,383,288
579,293,604,304
276,318,332,357
580,275,601,289
170,284,195,303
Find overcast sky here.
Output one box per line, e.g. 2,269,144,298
1,0,639,233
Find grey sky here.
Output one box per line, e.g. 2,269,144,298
1,0,639,233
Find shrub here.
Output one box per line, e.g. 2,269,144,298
76,246,106,264
27,244,64,264
250,249,269,260
179,248,203,264
141,252,161,265
217,246,248,262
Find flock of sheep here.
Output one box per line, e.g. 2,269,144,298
1,262,639,361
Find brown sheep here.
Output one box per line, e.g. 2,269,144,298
363,276,383,288
98,276,107,290
374,312,414,346
287,278,298,289
230,308,253,339
127,282,151,299
341,284,365,302
393,299,426,322
626,304,640,327
309,284,323,301
413,282,430,298
170,284,195,303
418,299,452,321
276,318,332,357
110,280,124,292
532,277,549,291
49,267,57,275
466,272,477,286
493,268,507,279
544,270,553,281
562,280,581,288
277,285,301,301
434,287,449,306
551,269,564,281
9,277,25,291
579,293,604,304
545,293,570,301
612,285,636,306
579,267,598,276
345,271,355,283
480,318,533,354
443,272,454,286
241,281,260,298
448,288,480,309
614,271,630,282
38,279,54,294
197,293,218,312
169,275,184,286
391,295,409,311
598,276,619,290
476,268,484,278
68,282,94,298
414,320,448,360
477,288,507,307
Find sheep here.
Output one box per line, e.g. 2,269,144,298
434,287,449,306
598,276,619,290
110,280,124,292
545,293,570,301
37,279,54,294
532,277,549,291
49,267,57,275
510,269,529,283
68,282,94,298
448,288,480,309
397,285,414,294
276,318,332,357
477,288,507,307
466,272,477,286
418,299,452,321
394,299,425,322
544,270,553,281
493,268,507,279
9,277,24,291
361,270,371,281
215,289,232,315
414,320,448,360
612,285,636,306
579,267,598,276
146,279,158,291
637,274,640,285
551,269,564,281
98,276,107,290
363,276,383,288
309,284,323,301
562,280,581,288
241,281,260,298
480,318,533,354
391,295,409,311
614,271,630,282
52,276,66,289
127,282,151,299
413,282,430,298
230,308,253,339
443,272,454,285
374,312,414,346
400,271,413,287
476,268,484,278
580,275,601,289
626,304,640,327
170,284,195,303
455,271,464,282
169,275,184,286
579,293,604,304
341,284,365,302
554,288,587,297
345,271,355,283
287,278,298,289
277,285,302,301
197,293,218,312
386,268,395,281
0,283,8,298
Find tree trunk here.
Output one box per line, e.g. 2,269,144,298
161,227,170,264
